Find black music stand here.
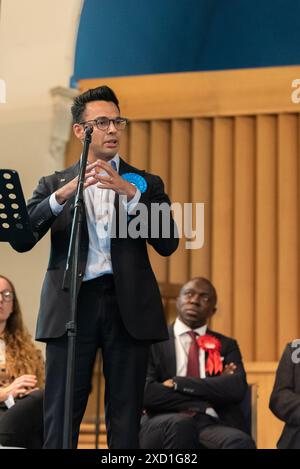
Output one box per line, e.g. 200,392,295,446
0,169,35,245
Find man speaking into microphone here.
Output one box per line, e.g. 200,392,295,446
13,86,178,448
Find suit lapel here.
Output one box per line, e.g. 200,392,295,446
163,325,177,377
55,161,80,185
118,157,137,176
114,157,137,209
112,157,140,236
56,161,88,237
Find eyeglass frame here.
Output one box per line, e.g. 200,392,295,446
0,289,14,302
79,116,129,131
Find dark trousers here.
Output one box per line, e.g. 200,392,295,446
140,413,256,449
0,389,44,448
43,275,150,449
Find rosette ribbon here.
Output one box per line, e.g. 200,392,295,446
121,173,147,193
197,334,223,376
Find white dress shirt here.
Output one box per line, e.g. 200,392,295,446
174,318,208,378
49,154,141,281
173,318,219,419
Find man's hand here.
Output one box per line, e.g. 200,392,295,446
162,379,175,388
94,160,137,201
54,161,102,205
222,362,237,375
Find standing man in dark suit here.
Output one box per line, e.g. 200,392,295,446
12,86,178,448
140,277,256,449
269,341,300,449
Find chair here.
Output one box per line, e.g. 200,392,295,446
240,383,258,441
198,383,258,449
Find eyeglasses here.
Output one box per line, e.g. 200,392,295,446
0,290,14,302
79,116,129,131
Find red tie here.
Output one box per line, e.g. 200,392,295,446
186,331,200,377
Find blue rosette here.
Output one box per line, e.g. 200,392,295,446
121,173,147,193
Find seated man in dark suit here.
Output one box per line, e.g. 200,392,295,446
140,277,256,449
269,341,300,449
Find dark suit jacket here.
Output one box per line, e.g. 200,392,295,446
143,324,248,431
269,342,300,449
11,158,178,342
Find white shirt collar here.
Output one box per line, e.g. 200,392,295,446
108,153,120,172
174,317,207,338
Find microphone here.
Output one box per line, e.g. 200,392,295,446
84,124,94,135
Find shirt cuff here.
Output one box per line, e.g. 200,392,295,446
4,393,15,409
205,407,219,419
49,192,66,216
122,188,141,214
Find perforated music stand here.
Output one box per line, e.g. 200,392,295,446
0,169,35,244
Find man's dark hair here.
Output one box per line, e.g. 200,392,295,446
71,85,120,124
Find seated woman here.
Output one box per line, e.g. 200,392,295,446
269,341,300,449
0,274,44,448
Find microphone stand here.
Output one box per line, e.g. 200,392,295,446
62,125,93,449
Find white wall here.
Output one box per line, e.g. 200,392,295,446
0,0,83,339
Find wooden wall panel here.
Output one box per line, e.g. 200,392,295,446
277,114,299,353
211,118,234,336
246,362,284,449
128,122,149,169
147,121,170,284
168,120,191,285
190,118,212,279
233,117,255,360
119,126,129,160
79,66,300,119
149,121,170,191
255,116,278,360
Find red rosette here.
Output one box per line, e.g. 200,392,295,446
197,334,223,375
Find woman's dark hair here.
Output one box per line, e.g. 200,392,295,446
71,85,120,124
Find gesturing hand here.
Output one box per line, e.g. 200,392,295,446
94,160,137,201
55,160,103,205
